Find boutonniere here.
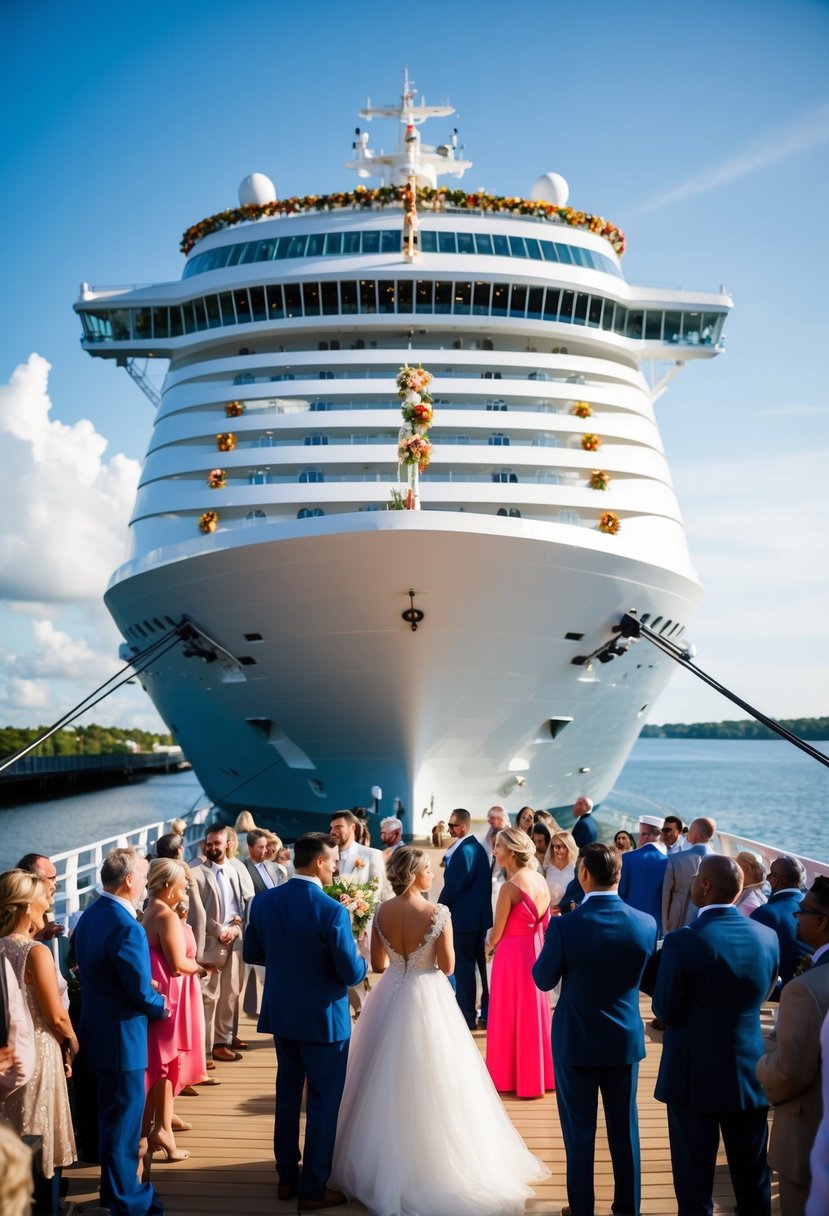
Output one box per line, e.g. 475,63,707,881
794,954,813,978
353,857,365,871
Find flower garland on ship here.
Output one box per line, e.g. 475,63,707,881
181,185,625,257
395,364,434,509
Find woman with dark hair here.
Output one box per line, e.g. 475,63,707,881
614,830,636,854
515,806,535,834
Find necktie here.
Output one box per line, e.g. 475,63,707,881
214,865,229,923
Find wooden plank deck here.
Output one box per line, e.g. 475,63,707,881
65,998,781,1216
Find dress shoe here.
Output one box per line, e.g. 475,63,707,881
277,1182,298,1200
212,1045,243,1062
650,1017,666,1031
194,1076,221,1086
297,1189,347,1211
179,1085,199,1096
232,1035,249,1049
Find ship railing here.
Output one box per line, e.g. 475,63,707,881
50,804,213,924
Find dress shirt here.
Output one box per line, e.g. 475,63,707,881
443,838,463,864
813,943,829,966
580,890,619,903
697,902,738,915
100,890,137,918
255,861,276,889
213,862,243,924
293,874,323,888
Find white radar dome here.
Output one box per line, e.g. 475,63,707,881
238,173,277,206
531,173,570,207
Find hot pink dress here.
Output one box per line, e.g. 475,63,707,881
485,888,555,1098
146,919,206,1094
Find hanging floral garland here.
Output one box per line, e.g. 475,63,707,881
216,433,237,452
395,364,434,506
589,470,610,491
199,511,219,534
207,469,227,489
581,434,601,452
224,401,245,418
181,185,626,257
598,511,620,535
571,402,592,419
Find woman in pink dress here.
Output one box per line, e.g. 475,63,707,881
141,859,206,1162
485,826,555,1098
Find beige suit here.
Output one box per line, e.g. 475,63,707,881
756,956,829,1214
193,860,248,1054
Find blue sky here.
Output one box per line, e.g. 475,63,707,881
1,0,827,731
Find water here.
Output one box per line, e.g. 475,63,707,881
0,739,827,873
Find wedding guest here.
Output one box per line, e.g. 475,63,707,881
662,816,717,933
661,815,687,853
243,832,283,895
0,1122,34,1216
515,806,535,834
735,851,768,917
233,811,257,853
439,809,492,1030
545,831,578,908
192,825,248,1063
1,953,35,1098
379,816,405,861
0,869,77,1214
614,830,636,853
533,809,562,833
225,828,256,902
531,823,551,871
751,855,811,995
570,795,597,847
169,817,187,839
485,827,554,1098
142,859,206,1164
276,845,294,880
14,855,64,945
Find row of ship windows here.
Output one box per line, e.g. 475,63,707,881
80,281,725,346
184,433,593,452
197,469,576,484
182,228,622,280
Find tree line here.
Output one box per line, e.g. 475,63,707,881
640,717,829,741
0,724,175,760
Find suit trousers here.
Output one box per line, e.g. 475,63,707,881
555,1061,640,1216
95,1067,164,1216
453,930,486,1029
202,936,243,1052
273,1036,349,1200
666,1103,771,1216
778,1172,808,1216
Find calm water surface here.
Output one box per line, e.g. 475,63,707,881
1,739,827,872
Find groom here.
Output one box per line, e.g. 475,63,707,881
244,832,367,1211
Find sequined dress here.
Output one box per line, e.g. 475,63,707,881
330,903,548,1216
0,936,76,1178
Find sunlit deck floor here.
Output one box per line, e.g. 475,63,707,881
66,997,781,1216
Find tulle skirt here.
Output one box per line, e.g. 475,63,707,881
330,965,549,1216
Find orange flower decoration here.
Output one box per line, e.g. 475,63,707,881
589,470,610,491
571,402,592,419
216,433,237,452
199,511,219,534
581,434,601,452
598,511,620,535
225,401,244,418
207,469,226,489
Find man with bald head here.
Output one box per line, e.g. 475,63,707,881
661,816,717,934
653,854,779,1216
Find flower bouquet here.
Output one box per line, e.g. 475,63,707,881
589,469,610,491
323,875,380,939
571,402,592,419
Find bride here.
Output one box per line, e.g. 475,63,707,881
330,847,548,1216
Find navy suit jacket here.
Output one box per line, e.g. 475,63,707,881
73,895,166,1071
654,906,779,1111
244,878,366,1043
533,893,657,1067
571,813,598,848
619,844,668,932
751,888,812,989
438,835,493,934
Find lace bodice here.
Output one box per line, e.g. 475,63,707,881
376,903,451,979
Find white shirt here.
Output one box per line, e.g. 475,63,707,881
255,861,276,889
293,874,323,889
100,890,138,918
212,862,243,924
580,891,619,903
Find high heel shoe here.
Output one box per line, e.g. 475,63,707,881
171,1117,192,1132
149,1136,190,1163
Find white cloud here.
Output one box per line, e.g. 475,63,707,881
5,678,53,711
639,101,829,213
0,354,140,603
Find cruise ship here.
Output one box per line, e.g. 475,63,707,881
75,74,730,833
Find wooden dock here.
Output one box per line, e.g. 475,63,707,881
65,997,781,1215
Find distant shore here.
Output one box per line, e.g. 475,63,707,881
641,717,828,741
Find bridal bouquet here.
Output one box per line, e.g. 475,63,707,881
323,875,380,938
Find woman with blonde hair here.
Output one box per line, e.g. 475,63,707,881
0,869,77,1209
735,851,768,917
331,846,547,1214
142,858,206,1162
545,830,579,908
485,828,555,1098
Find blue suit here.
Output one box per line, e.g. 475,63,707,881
73,894,166,1216
619,843,668,933
751,888,812,995
571,812,598,848
653,906,780,1216
244,877,366,1200
438,835,493,1028
533,893,657,1216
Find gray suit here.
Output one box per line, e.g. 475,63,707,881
242,857,283,896
661,843,712,934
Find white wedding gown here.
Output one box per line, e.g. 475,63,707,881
330,904,549,1216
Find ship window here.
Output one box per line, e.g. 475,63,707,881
303,283,321,316
627,310,644,339
485,400,507,411
169,306,184,337
310,401,329,411
306,234,325,256
234,290,252,324
645,311,662,340
380,230,399,252
378,280,396,313
320,282,339,314
419,231,437,253
397,280,413,312
491,283,509,316
472,281,491,314
324,232,343,255
297,508,325,518
205,296,222,328
661,619,673,634
272,236,290,259
614,305,628,335
359,280,377,313
225,243,248,267
340,281,358,314
559,290,575,322
152,307,170,339
248,471,268,485
244,510,267,524
249,286,267,322
474,233,493,255
299,468,324,483
492,468,517,483
508,236,527,258
544,289,561,321
434,281,452,314
509,285,527,318
570,247,589,268
181,303,197,335
558,509,581,525
573,293,589,324
525,238,543,260
438,232,457,254
588,297,603,328
492,234,510,257
286,235,308,258
215,292,234,324
701,313,720,344
664,312,681,343
304,435,328,445
342,232,361,254
457,232,474,254
415,280,433,313
253,240,276,262
258,434,275,446
489,433,510,446
602,301,616,331
284,283,302,317
362,231,380,253
651,616,663,630
553,242,574,265
527,287,544,319
453,281,471,314
266,284,284,318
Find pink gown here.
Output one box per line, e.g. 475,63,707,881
486,888,555,1098
146,919,206,1094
